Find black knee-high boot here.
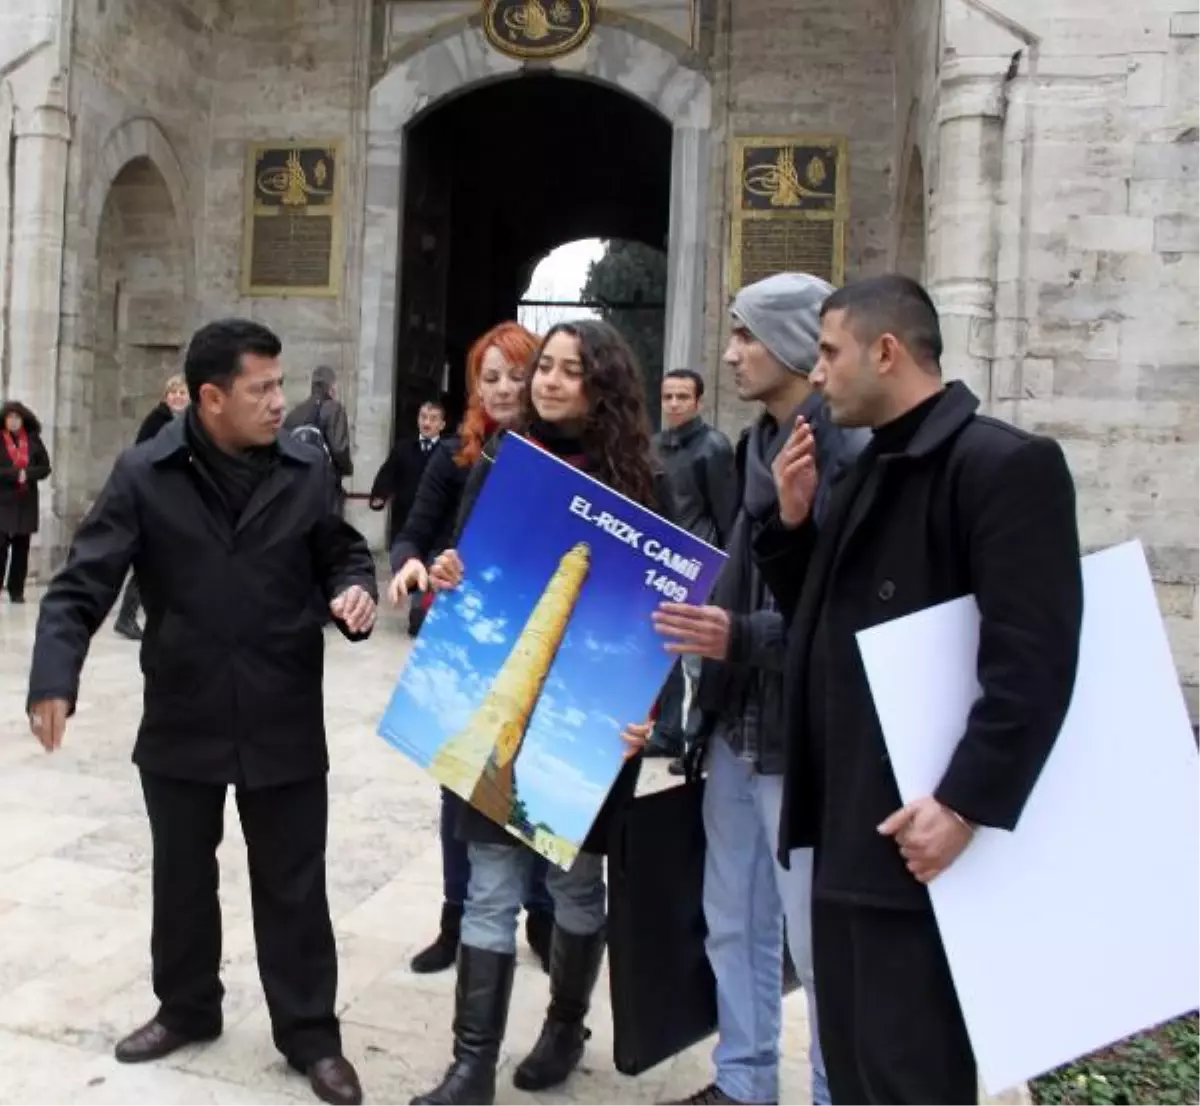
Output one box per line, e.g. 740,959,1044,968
410,945,514,1106
512,926,605,1092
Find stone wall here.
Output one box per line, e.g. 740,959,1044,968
701,0,900,432
199,0,373,420
937,0,1199,715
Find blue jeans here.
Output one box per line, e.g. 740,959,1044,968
440,790,552,914
461,842,605,954
703,736,830,1105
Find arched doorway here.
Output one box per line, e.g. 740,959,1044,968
89,157,187,500
354,17,713,544
392,74,673,441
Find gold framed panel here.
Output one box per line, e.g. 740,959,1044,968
728,134,849,294
240,140,344,298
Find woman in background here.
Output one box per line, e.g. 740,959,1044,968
412,319,669,1106
388,322,557,976
0,400,52,603
113,375,190,640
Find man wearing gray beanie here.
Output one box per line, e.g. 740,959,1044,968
653,272,867,1106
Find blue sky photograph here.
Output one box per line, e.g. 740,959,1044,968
379,435,726,851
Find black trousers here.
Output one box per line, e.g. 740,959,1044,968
812,900,976,1105
139,770,341,1064
0,531,30,598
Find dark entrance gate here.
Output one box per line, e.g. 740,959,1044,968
393,73,673,440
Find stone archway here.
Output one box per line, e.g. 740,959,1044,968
354,15,713,538
896,146,928,281
88,157,189,500
53,118,193,531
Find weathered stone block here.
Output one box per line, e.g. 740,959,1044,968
1155,213,1200,251
1137,362,1200,403
1071,214,1156,252
1170,11,1200,37
1134,140,1199,179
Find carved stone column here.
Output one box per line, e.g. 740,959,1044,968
929,65,1006,402
8,80,71,425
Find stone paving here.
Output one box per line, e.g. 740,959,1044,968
0,592,819,1105
0,590,1034,1105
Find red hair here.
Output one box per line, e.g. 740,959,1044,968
455,321,540,467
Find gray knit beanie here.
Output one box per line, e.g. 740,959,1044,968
730,272,835,375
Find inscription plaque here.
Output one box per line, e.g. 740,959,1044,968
729,136,848,291
241,142,342,297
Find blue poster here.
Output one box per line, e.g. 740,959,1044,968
378,433,726,869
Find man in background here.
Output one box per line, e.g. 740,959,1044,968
369,398,448,544
284,365,354,506
650,369,737,761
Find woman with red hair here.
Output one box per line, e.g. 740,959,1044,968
387,321,555,975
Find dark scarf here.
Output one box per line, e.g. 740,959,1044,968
528,417,589,471
185,408,279,523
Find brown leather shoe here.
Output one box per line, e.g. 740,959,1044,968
301,1056,363,1106
114,1017,220,1063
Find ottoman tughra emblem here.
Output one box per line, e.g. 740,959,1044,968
482,0,595,60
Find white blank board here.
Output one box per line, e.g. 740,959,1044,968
857,540,1200,1095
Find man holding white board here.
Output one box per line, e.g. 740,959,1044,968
755,274,1084,1104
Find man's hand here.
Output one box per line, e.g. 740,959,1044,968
429,549,464,592
651,603,731,660
878,796,975,884
772,416,819,528
17,469,27,485
621,720,653,761
29,699,69,753
368,497,385,510
330,585,377,635
388,559,429,606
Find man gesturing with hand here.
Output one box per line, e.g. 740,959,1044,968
27,319,377,1106
756,275,1082,1105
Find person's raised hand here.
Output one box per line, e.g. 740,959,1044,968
388,559,429,606
429,549,464,592
330,585,377,634
651,603,731,660
772,416,819,528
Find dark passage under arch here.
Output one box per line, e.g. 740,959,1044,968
393,72,673,437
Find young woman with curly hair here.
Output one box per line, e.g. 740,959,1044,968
386,321,557,977
412,319,672,1106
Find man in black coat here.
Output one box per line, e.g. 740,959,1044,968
369,399,448,540
26,318,379,1106
757,274,1083,1104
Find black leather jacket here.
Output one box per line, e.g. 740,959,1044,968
652,417,737,549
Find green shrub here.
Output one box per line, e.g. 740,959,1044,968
1031,1013,1198,1105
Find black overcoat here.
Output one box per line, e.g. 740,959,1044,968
28,417,378,789
755,382,1084,909
387,436,466,571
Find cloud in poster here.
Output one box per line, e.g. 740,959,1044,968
401,653,482,733
453,582,509,646
480,566,503,584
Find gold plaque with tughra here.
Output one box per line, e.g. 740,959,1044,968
430,542,592,827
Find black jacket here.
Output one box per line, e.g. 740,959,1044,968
387,437,467,572
136,402,176,445
653,417,737,548
372,436,454,547
27,417,378,789
450,431,675,856
692,399,866,775
284,395,353,479
0,403,51,537
755,382,1083,909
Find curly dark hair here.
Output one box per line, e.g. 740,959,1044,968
520,319,660,510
